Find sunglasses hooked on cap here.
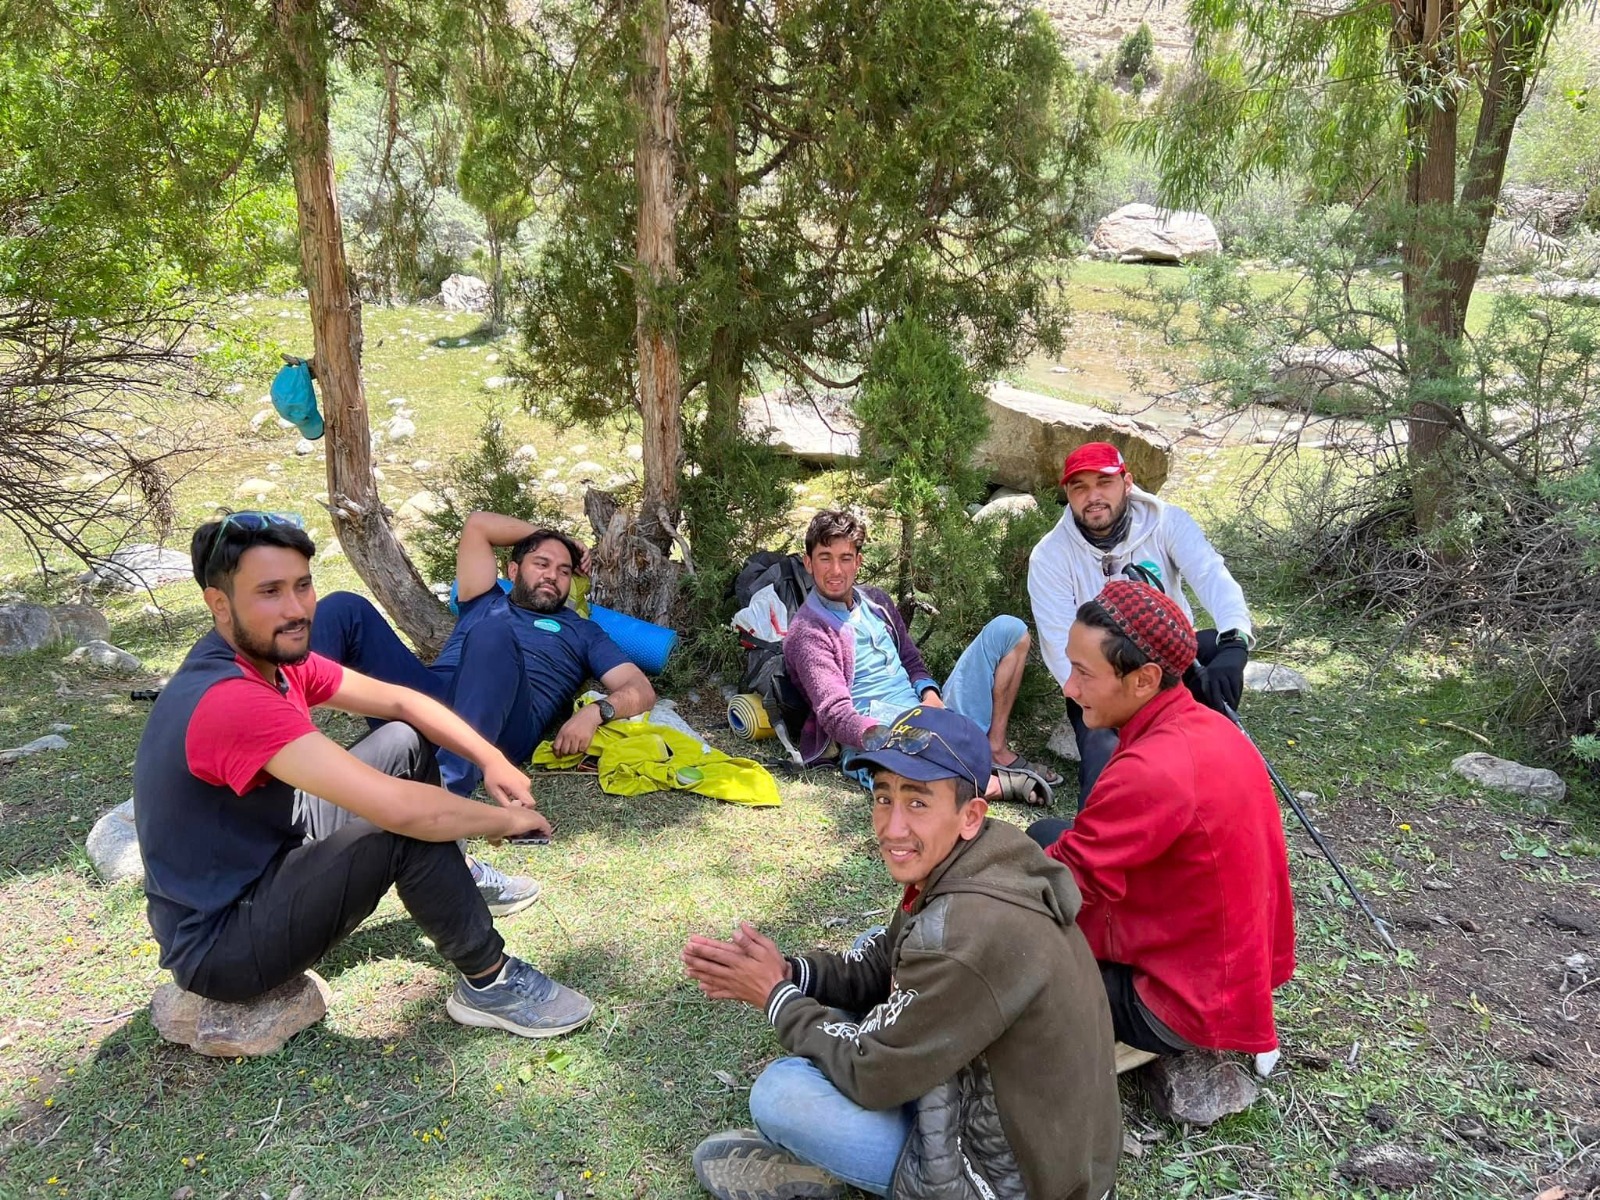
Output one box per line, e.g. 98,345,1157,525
854,707,992,792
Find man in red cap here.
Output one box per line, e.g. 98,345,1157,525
1026,580,1295,1059
1028,441,1254,805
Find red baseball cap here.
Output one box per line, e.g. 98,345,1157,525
1060,442,1128,485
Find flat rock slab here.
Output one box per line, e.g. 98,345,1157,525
977,383,1170,495
64,640,145,675
1141,1050,1260,1126
1338,1145,1436,1190
1244,662,1309,695
1450,751,1566,808
741,388,860,465
152,972,330,1057
1092,203,1221,264
80,545,193,593
87,798,143,885
0,734,70,766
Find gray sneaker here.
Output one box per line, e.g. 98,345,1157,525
692,1129,844,1200
467,856,542,917
445,958,594,1038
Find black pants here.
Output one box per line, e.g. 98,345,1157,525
1069,628,1222,809
187,722,504,1003
1025,818,1188,1056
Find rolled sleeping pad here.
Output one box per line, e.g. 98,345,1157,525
446,577,677,675
589,603,677,675
727,693,775,740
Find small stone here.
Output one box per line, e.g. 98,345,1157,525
65,640,145,675
569,460,606,477
383,416,417,443
1141,1050,1260,1126
152,971,330,1057
1047,715,1081,762
625,445,643,461
173,1187,196,1200
484,376,509,389
294,439,316,456
0,734,71,766
411,459,433,472
87,797,142,885
1243,662,1310,695
249,409,274,432
548,482,569,496
234,478,278,498
1450,751,1566,809
1338,1145,1436,1190
1541,906,1599,937
972,489,1039,524
1295,790,1317,804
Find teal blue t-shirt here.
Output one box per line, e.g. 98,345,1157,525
819,591,931,723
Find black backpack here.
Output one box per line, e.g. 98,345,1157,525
730,551,815,741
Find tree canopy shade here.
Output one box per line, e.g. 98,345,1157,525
515,0,1103,585
1131,0,1578,531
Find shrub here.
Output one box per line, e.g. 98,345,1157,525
411,408,570,585
1114,24,1158,87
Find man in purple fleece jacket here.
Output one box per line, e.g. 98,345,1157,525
783,510,1059,800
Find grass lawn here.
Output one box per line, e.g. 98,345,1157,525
2,291,1598,1199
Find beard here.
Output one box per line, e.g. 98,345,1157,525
509,577,566,614
1078,493,1129,533
231,610,312,666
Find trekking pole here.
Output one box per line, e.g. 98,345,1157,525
1221,703,1400,957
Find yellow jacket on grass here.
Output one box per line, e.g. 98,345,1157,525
532,719,781,807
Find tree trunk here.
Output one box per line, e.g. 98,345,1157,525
633,0,683,532
1395,0,1463,535
702,0,746,449
273,0,453,656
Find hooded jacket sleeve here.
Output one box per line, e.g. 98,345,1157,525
784,609,878,751
787,925,893,1014
764,937,1011,1112
1162,506,1253,641
1028,533,1083,686
1045,745,1192,908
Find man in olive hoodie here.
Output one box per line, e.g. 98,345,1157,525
682,706,1120,1200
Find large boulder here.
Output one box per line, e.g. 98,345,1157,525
0,603,57,656
1264,347,1395,416
741,388,860,465
151,971,330,1057
86,798,143,885
1541,280,1600,307
972,488,1039,524
1499,184,1589,237
49,604,111,647
438,273,490,313
975,384,1170,494
80,545,194,593
1091,203,1221,264
1450,751,1566,810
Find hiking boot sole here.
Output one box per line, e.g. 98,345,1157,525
481,882,542,918
445,993,594,1038
692,1129,844,1200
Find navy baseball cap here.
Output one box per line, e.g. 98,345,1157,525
853,706,992,792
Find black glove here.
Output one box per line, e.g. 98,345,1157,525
1199,632,1248,713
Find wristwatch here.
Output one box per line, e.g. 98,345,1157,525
594,698,617,723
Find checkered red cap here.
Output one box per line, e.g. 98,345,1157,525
1060,442,1127,485
1095,579,1197,678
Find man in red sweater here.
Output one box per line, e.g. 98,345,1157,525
1027,579,1295,1056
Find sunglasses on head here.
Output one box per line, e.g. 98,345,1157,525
865,723,983,790
205,510,305,580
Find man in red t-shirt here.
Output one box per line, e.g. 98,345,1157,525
1025,580,1295,1058
132,513,592,1038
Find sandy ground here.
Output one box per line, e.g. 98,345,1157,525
1039,0,1193,60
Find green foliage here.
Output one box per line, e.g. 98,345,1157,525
1113,23,1157,85
679,432,799,624
1505,36,1600,205
513,0,1105,583
412,409,569,585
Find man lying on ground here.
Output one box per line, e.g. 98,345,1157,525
683,705,1120,1200
1026,580,1295,1059
1028,441,1254,806
312,510,655,912
784,508,1061,805
133,513,592,1038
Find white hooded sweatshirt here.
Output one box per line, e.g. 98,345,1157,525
1027,485,1253,685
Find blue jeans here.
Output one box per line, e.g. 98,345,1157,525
310,592,537,796
842,614,1027,790
749,1057,912,1195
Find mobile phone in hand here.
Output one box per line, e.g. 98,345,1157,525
507,831,551,845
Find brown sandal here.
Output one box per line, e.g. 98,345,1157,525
994,765,1053,808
